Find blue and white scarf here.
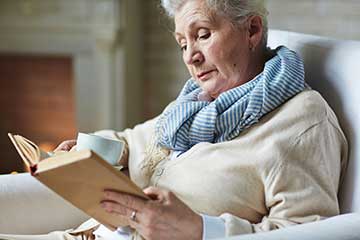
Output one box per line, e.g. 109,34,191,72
155,46,305,151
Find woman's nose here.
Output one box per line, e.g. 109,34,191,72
184,48,204,65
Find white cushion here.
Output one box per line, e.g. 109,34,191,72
267,30,360,213
223,213,360,240
0,173,88,234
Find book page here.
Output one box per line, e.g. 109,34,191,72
7,133,36,167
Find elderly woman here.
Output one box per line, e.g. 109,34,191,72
0,0,348,240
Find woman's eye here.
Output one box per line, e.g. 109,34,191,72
199,32,210,40
180,45,187,51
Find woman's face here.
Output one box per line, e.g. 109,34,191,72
174,0,253,99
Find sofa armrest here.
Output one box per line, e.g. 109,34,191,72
0,173,89,234
220,213,360,240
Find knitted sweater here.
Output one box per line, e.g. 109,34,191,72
115,89,347,239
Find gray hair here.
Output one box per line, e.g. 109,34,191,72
161,0,269,47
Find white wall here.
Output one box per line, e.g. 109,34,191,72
267,0,360,41
142,0,189,119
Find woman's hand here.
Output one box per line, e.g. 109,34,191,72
54,140,77,152
101,187,203,240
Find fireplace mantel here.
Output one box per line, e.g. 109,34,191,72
0,0,129,132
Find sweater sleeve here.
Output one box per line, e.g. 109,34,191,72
93,117,159,189
219,119,347,236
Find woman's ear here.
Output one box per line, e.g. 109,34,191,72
247,15,263,51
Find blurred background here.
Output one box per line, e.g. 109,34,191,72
0,0,359,173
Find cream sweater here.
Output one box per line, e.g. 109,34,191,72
116,89,348,238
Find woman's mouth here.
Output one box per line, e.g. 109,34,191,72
197,70,215,81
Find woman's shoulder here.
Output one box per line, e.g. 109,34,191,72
236,89,346,182
262,89,337,133
233,88,344,152
283,88,329,116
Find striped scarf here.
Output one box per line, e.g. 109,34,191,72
155,46,305,151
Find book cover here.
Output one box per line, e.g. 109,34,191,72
8,133,148,230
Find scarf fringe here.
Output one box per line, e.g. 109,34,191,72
140,135,170,176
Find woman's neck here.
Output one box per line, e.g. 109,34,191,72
245,47,271,83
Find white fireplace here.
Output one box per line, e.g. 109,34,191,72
0,0,130,132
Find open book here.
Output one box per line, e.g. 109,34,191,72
8,133,148,230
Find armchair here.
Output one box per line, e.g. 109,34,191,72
0,30,359,239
